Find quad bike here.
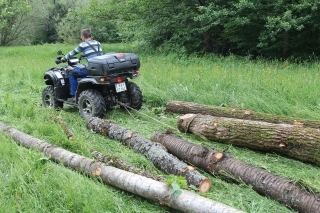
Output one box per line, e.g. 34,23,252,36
42,50,143,119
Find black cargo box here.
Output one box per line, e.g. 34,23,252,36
87,53,140,76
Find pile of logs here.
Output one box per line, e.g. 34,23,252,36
85,112,320,213
163,101,320,212
150,131,320,213
86,118,212,193
0,122,243,213
2,100,320,212
166,101,320,166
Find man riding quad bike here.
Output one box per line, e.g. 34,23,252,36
41,51,143,120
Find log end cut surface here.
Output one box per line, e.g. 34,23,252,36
199,179,212,194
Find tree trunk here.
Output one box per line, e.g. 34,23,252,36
86,117,211,193
50,116,74,140
166,101,320,129
0,122,243,213
151,131,320,213
283,31,289,59
91,150,164,182
177,113,320,166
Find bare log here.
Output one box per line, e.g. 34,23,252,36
91,150,164,182
178,114,320,166
151,131,320,213
50,116,74,140
166,101,320,128
0,122,243,213
86,117,211,193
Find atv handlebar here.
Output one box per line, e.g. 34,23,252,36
55,50,85,65
55,56,67,64
55,57,62,64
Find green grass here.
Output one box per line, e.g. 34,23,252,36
0,43,320,213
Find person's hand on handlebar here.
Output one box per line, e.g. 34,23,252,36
55,57,62,64
55,57,67,64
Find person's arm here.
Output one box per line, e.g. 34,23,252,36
61,45,83,61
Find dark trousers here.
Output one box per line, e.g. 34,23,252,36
68,67,88,96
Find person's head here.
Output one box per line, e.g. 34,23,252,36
81,29,91,41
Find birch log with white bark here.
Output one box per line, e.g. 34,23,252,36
0,122,244,213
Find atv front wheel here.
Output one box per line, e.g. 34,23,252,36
42,86,63,109
78,89,106,120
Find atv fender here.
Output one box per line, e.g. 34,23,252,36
44,70,64,86
43,70,69,100
76,78,100,99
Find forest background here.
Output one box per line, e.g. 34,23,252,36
2,0,320,61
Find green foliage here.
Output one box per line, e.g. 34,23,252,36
113,0,204,54
194,0,320,60
51,0,92,44
165,175,188,197
0,0,31,45
165,175,188,189
56,8,87,44
56,0,119,44
3,0,320,60
84,0,120,43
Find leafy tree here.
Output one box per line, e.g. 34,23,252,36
2,0,320,60
56,7,87,44
195,0,320,59
0,0,31,46
28,0,90,44
56,0,120,44
258,1,320,59
81,0,120,43
109,0,204,54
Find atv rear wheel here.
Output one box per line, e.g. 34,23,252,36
42,86,63,109
123,81,143,110
78,89,106,120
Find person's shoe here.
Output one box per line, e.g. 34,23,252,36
67,96,75,102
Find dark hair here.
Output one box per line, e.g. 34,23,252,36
81,29,91,38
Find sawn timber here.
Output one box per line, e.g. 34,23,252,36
151,131,320,213
177,113,320,166
166,101,320,129
0,122,243,213
86,117,211,193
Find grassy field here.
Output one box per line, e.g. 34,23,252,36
0,43,320,213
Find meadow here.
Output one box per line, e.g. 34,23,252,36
0,43,320,213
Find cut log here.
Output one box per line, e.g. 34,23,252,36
151,131,320,213
50,116,74,140
91,150,164,182
0,122,244,213
177,114,320,166
86,117,211,193
166,101,320,129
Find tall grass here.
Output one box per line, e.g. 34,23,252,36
139,53,320,119
0,43,319,213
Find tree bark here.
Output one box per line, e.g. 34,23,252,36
166,101,320,129
151,131,320,213
91,150,164,182
0,122,243,213
50,116,74,140
86,117,211,193
177,113,320,166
